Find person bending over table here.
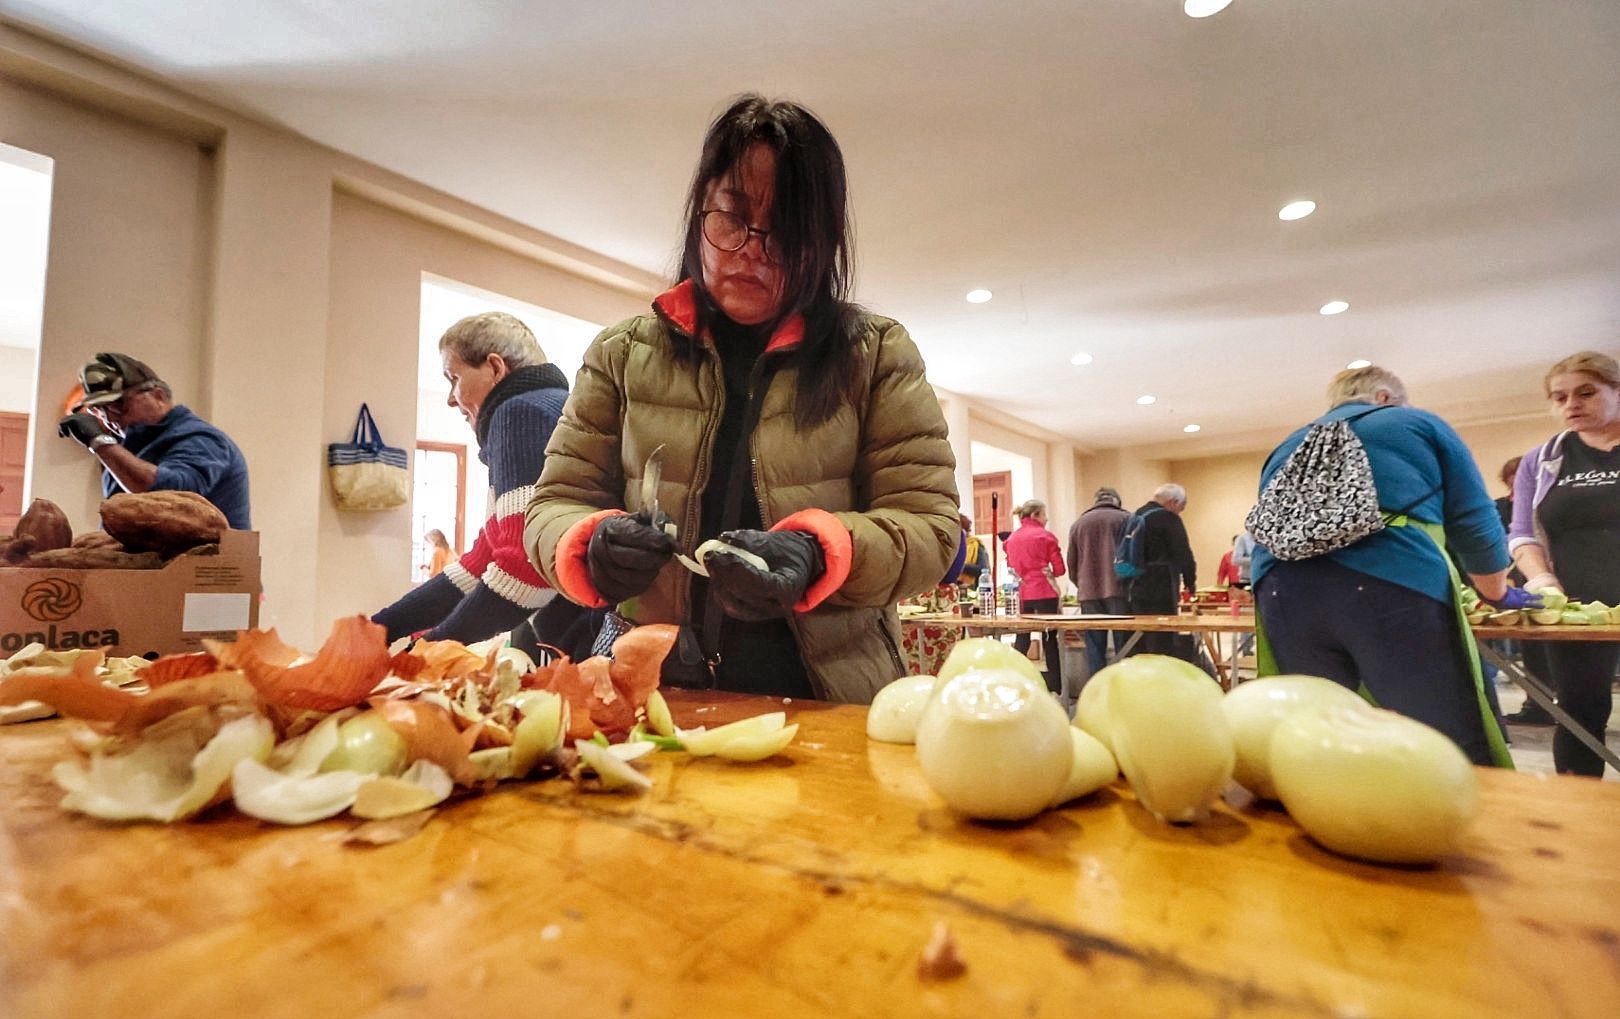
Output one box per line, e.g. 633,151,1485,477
524,94,959,702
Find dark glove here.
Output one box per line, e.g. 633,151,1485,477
587,513,676,605
58,413,111,448
1484,587,1543,611
705,529,826,622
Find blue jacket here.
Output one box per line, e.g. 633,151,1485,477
1252,402,1508,603
110,406,251,529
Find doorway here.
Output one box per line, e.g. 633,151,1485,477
414,274,603,578
0,143,53,532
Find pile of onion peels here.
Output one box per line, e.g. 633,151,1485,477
0,616,682,828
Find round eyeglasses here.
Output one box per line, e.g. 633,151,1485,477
701,209,782,263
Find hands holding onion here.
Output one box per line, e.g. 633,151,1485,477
586,515,823,620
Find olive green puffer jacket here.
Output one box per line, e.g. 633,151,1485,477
524,282,959,703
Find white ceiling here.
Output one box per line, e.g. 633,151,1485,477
4,0,1618,454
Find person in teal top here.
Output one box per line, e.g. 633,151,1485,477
1252,365,1534,767
1252,389,1510,601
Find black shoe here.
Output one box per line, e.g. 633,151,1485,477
1502,708,1555,727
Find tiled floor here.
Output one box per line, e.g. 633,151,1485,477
1497,680,1620,781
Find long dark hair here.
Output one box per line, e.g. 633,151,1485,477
677,94,863,428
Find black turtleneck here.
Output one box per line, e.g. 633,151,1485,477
692,315,814,699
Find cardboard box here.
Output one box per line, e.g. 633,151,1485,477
0,530,261,658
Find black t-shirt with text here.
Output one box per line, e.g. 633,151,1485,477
1540,433,1620,603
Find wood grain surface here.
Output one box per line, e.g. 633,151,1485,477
2,692,1617,1018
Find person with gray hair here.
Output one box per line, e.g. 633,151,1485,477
1249,364,1525,767
57,352,251,529
373,312,578,651
1325,364,1408,408
1124,483,1198,662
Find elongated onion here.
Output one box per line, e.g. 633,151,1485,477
1271,704,1478,865
914,667,1071,821
1220,675,1367,799
1072,665,1119,756
1050,726,1118,807
1106,655,1233,824
866,674,937,744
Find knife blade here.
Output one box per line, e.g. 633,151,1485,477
639,443,667,532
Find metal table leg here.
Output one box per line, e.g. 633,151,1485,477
1478,643,1619,772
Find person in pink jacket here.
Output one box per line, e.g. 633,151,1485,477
1005,498,1066,692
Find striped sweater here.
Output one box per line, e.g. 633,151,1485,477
373,364,569,643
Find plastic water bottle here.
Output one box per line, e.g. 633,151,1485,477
1002,575,1021,616
977,570,994,616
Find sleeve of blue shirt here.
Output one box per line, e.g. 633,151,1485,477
150,431,235,495
1426,414,1510,577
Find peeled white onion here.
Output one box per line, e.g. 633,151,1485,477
914,667,1072,821
1106,655,1234,824
932,637,1046,697
866,674,938,744
1271,704,1478,865
1073,664,1120,756
1049,725,1118,807
1221,675,1368,800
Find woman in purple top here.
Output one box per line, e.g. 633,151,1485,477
1509,351,1620,777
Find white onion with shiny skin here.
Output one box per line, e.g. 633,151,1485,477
1050,725,1118,807
1106,655,1234,823
1073,663,1120,756
1221,675,1368,799
915,667,1072,821
1271,704,1478,865
866,674,938,744
932,637,1046,697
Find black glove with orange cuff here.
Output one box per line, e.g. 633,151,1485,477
586,513,676,605
704,529,825,622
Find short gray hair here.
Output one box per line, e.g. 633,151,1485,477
438,312,546,369
1153,483,1186,506
1327,365,1407,408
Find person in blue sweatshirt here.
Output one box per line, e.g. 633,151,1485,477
57,352,251,529
1251,365,1530,766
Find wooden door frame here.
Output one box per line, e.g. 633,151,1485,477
415,441,467,553
0,410,30,533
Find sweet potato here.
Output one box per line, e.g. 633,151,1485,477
100,491,228,554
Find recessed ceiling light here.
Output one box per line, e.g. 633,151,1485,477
1184,0,1234,17
1278,200,1316,221
1069,352,1094,366
1346,359,1372,370
1183,424,1202,434
1319,300,1350,316
965,289,992,304
1136,395,1157,406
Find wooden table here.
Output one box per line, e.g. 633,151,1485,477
3,693,1618,1018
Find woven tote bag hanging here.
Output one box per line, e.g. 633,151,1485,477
328,404,409,511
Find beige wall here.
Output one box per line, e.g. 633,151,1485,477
1,26,657,647
2,80,211,534
0,345,34,413
1168,450,1268,586
1452,414,1560,499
